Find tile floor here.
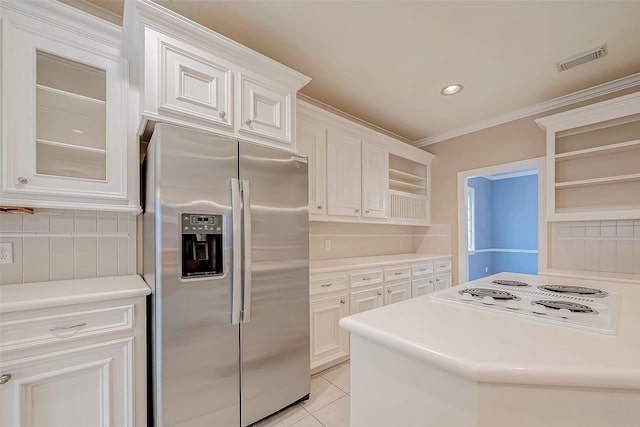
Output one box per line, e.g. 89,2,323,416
252,361,351,427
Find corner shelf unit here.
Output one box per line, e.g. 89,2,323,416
536,92,640,221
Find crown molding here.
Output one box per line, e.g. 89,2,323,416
414,72,640,147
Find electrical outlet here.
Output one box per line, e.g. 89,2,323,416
0,242,13,264
485,266,488,273
324,239,331,251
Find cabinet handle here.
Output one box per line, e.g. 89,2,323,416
340,299,345,304
0,374,11,384
245,119,252,126
362,277,371,281
394,272,402,275
436,278,440,282
49,322,86,332
387,290,392,294
429,280,434,284
317,205,322,209
365,210,370,213
219,111,226,119
376,291,382,296
355,208,360,213
320,283,333,287
17,176,28,184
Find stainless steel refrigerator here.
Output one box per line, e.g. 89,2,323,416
143,123,310,427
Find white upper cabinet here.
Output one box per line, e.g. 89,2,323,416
125,0,309,152
327,129,363,217
0,1,138,212
297,100,433,225
536,92,640,221
296,118,327,216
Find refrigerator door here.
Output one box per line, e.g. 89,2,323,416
239,142,310,426
147,124,241,427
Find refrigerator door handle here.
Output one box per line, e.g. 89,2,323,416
241,179,252,323
231,178,243,325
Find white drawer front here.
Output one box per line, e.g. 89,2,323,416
412,263,434,277
435,260,452,273
350,270,383,288
0,305,134,351
310,275,348,296
384,265,411,282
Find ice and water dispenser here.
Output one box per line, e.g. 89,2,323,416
180,213,223,278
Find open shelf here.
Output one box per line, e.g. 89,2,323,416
389,168,426,183
555,139,640,161
555,173,640,189
389,178,427,192
388,154,427,197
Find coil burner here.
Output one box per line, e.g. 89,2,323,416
459,288,518,300
538,285,608,298
491,279,530,287
533,300,596,314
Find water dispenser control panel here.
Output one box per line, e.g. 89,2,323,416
180,213,223,278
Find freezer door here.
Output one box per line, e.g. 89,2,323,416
148,124,240,427
239,142,310,426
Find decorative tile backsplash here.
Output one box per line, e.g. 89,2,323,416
0,209,136,285
550,220,640,274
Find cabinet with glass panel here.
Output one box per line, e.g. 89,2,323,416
1,0,138,212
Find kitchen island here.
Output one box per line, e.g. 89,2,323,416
340,272,640,427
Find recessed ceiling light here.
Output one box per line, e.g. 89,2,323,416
440,84,463,96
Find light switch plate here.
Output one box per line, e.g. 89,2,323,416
0,242,13,264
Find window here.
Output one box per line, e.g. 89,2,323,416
467,187,475,252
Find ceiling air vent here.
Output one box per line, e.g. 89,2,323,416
556,44,607,72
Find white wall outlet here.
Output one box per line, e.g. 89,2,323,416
485,266,489,273
324,239,331,251
0,242,13,264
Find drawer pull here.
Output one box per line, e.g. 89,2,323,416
340,299,345,304
0,374,11,384
320,283,333,287
49,322,86,332
419,268,426,272
362,277,371,281
376,291,382,296
394,272,402,275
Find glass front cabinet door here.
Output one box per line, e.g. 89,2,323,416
1,2,136,211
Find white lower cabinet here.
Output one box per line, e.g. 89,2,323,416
0,276,149,427
309,294,350,371
412,276,435,297
384,281,412,305
1,339,132,427
350,286,384,315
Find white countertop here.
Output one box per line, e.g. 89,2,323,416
0,275,151,313
340,272,640,389
311,253,450,273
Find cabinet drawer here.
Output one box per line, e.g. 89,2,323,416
349,270,383,288
310,275,348,296
412,263,434,276
0,305,134,351
434,260,452,273
384,265,411,282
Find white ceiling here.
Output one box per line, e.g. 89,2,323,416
80,0,640,143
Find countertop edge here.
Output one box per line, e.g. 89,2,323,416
339,315,640,390
0,275,151,313
311,253,451,274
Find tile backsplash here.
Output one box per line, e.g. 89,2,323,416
550,220,640,274
0,209,136,285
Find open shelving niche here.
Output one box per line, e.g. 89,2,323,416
388,153,429,223
536,94,640,220
35,50,107,181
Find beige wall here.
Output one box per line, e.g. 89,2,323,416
425,87,640,285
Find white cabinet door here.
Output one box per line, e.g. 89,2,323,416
239,73,292,145
362,143,389,219
309,294,349,369
1,13,131,210
297,119,327,216
384,281,411,305
435,273,452,291
158,33,233,128
327,129,362,217
0,338,133,427
350,287,383,315
412,277,435,297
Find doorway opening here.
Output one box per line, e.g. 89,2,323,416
457,157,546,283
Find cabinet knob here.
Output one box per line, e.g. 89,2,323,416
365,210,370,214
317,205,322,209
340,299,345,305
387,290,392,294
0,374,11,384
219,111,226,119
17,176,28,185
377,291,382,296
320,283,333,288
245,119,252,126
355,208,360,213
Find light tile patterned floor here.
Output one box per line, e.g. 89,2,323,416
252,361,350,427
